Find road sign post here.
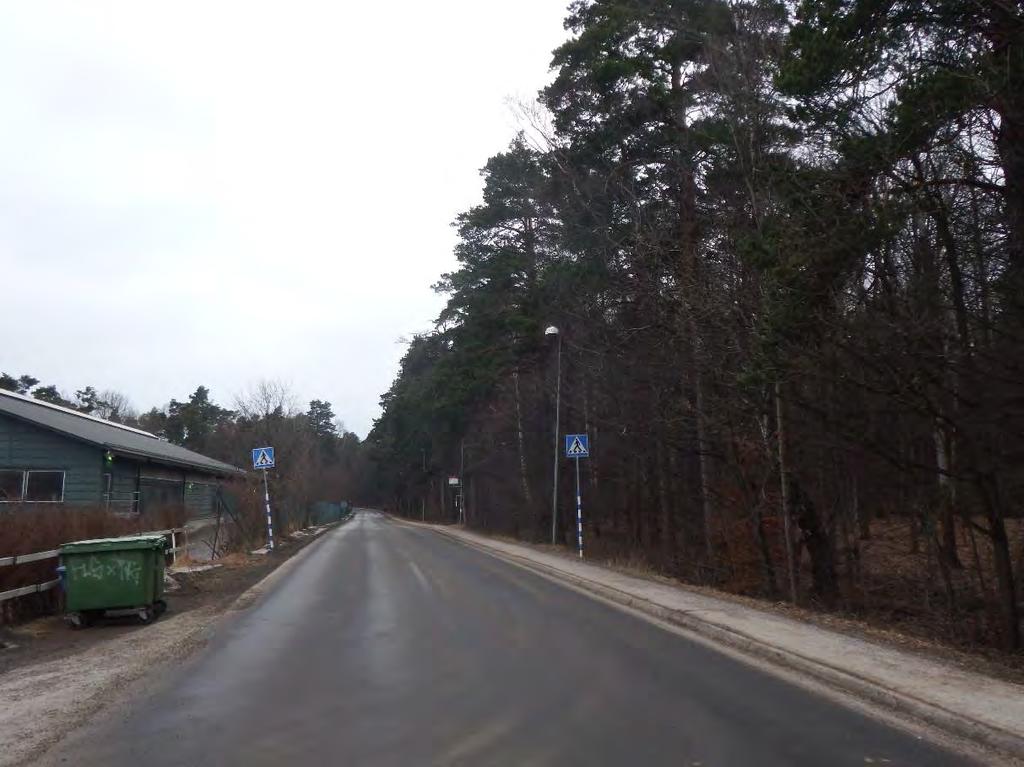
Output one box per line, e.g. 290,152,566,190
251,447,276,551
564,434,589,558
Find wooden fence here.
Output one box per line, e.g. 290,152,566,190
0,527,187,604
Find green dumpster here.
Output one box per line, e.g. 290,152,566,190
60,535,168,628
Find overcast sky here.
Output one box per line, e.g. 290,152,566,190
0,2,569,436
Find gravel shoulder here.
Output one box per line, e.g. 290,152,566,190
0,526,338,767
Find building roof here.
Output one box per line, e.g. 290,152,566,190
0,389,245,477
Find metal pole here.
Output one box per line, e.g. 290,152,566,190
551,332,562,545
459,439,465,526
575,456,583,558
262,468,275,551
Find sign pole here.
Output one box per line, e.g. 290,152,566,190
564,433,589,558
251,446,277,552
262,467,275,552
575,455,583,559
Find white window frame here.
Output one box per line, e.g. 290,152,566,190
0,469,66,503
24,470,65,503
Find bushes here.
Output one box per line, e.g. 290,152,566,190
212,476,323,554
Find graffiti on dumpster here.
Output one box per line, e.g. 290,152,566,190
70,555,143,586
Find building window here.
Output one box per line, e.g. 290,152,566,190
25,471,65,502
0,470,23,502
0,470,65,502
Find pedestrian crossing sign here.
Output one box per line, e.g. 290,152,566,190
252,446,275,469
565,434,589,458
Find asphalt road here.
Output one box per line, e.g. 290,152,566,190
49,511,964,766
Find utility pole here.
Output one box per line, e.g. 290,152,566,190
546,326,562,545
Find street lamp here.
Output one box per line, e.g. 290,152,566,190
459,438,466,526
545,325,562,545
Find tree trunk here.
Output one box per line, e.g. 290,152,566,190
512,370,533,508
656,436,675,573
584,383,597,491
934,423,961,568
694,371,715,563
791,479,839,608
980,474,1020,651
775,381,798,603
669,56,713,566
752,496,778,600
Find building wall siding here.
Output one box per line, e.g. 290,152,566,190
184,479,217,518
0,413,103,504
0,413,227,516
108,458,140,510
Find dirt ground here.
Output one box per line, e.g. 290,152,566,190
1,556,284,672
0,526,335,767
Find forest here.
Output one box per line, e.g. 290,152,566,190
365,0,1024,653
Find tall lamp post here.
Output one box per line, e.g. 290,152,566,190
545,325,562,545
459,438,466,526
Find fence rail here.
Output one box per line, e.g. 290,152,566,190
0,549,60,568
0,527,187,605
0,578,60,603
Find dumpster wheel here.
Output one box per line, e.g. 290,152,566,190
66,611,93,630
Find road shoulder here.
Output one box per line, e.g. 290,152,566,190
0,519,347,767
416,520,1024,763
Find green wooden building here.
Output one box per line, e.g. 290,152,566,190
0,389,244,517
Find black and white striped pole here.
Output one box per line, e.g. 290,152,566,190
574,453,583,559
564,434,589,559
251,446,276,552
262,468,275,552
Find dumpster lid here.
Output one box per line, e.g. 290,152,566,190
60,535,167,553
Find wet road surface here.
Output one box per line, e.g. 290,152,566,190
48,511,964,766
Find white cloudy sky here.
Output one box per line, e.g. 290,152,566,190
0,2,569,436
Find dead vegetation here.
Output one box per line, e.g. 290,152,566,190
0,504,186,623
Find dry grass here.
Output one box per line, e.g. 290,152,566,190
0,504,186,622
214,476,311,555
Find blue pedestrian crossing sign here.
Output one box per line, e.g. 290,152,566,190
252,446,275,470
565,434,589,458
